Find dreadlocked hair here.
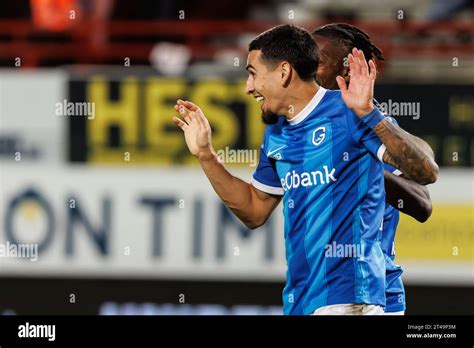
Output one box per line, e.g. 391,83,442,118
312,23,385,62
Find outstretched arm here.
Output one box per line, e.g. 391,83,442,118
384,170,432,222
173,100,281,229
337,48,439,185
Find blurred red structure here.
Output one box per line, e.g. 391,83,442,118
30,0,81,32
0,19,472,67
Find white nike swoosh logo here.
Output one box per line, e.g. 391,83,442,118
267,145,286,157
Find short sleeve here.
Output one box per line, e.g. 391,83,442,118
384,163,402,176
251,132,284,195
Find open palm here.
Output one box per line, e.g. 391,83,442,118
336,47,376,117
173,100,212,158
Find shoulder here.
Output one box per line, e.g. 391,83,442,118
320,89,352,118
323,90,357,128
320,89,346,108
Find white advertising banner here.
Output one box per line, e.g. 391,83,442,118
0,70,66,163
0,165,472,284
0,164,287,280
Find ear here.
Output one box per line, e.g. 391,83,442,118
280,61,292,86
341,65,350,84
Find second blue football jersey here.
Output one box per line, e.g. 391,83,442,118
381,162,406,313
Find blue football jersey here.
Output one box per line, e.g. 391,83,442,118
381,163,406,313
252,87,388,315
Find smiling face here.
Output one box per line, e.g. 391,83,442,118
245,50,284,124
245,25,320,124
313,35,350,90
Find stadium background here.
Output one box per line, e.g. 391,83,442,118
0,0,472,315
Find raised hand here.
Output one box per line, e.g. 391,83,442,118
172,100,214,160
336,47,376,117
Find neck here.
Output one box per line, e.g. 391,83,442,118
283,81,319,121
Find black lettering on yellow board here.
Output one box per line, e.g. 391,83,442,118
71,80,473,166
145,78,187,164
87,77,140,162
84,77,264,165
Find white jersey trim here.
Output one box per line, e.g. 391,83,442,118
251,178,284,195
377,144,386,162
392,169,403,176
288,87,327,126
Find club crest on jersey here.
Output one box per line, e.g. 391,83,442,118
312,126,326,146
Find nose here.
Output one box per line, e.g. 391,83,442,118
245,75,254,95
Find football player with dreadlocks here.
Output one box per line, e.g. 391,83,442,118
312,23,434,314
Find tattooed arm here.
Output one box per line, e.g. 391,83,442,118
374,120,439,185
337,47,439,185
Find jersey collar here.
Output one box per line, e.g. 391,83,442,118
288,86,327,126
